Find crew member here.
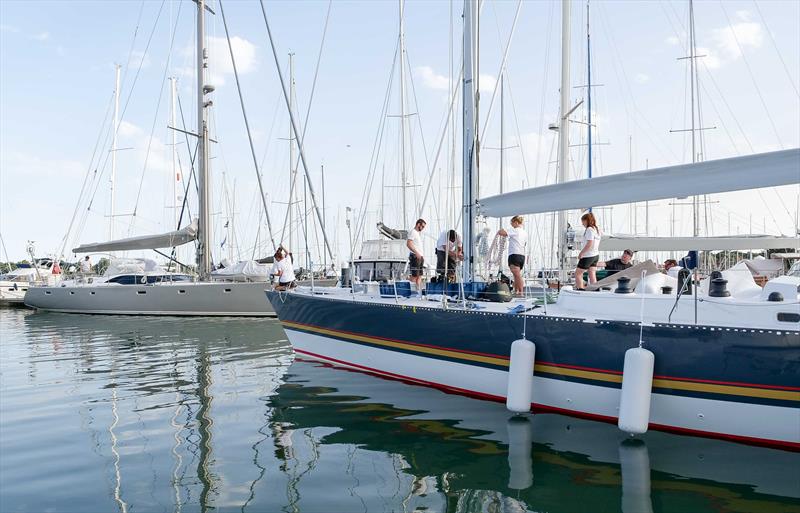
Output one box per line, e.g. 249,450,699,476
435,229,462,282
575,212,601,290
271,248,296,290
498,215,527,296
406,218,426,289
601,249,634,275
80,256,92,275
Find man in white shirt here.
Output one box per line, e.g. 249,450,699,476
406,218,426,289
79,256,92,275
435,229,463,282
270,248,297,290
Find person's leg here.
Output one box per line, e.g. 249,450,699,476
588,265,597,284
510,265,523,294
575,267,585,289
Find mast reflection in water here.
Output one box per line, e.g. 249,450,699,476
0,309,797,513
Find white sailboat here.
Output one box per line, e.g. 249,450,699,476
24,0,274,316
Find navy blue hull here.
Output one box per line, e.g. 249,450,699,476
267,291,800,448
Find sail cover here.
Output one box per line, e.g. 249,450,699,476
600,234,799,252
479,149,800,218
72,219,198,253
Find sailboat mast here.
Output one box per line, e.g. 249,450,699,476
461,0,478,284
499,73,504,230
399,0,408,229
688,0,699,237
557,0,571,280
586,0,592,180
288,52,296,254
110,64,121,241
196,0,213,278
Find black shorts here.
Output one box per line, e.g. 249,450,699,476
436,249,457,275
409,253,424,277
577,255,599,269
508,254,525,269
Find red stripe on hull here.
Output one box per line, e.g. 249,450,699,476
293,347,800,452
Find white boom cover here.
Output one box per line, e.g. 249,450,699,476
479,149,800,217
600,235,799,252
72,219,198,253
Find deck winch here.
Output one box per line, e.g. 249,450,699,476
506,338,536,413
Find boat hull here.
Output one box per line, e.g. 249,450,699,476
25,281,274,316
266,291,800,450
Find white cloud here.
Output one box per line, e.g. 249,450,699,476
709,21,763,61
32,31,49,41
178,36,258,88
416,65,449,90
478,74,496,94
634,73,650,84
117,120,142,138
665,35,681,46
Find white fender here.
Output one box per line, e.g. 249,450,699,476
506,417,533,490
618,347,655,434
506,339,535,413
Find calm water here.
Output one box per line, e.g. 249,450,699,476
0,308,797,513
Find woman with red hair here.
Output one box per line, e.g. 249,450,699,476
574,212,601,290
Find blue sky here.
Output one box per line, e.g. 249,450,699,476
1,0,798,265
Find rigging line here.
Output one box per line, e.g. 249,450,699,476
59,91,116,257
279,0,333,251
129,0,182,228
479,0,522,144
718,1,783,148
352,40,400,245
752,0,800,98
404,50,433,216
533,0,555,187
118,0,147,103
218,0,277,252
259,0,334,260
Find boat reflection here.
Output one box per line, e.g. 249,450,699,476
14,312,799,513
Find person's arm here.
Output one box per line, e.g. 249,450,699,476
406,239,416,256
578,239,592,259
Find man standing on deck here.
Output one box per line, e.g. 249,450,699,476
407,218,426,290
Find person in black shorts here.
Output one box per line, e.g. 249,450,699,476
498,215,527,296
574,212,601,290
406,218,426,289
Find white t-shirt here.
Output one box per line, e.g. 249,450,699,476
80,259,92,273
407,228,422,255
507,226,527,256
270,258,296,284
583,227,601,258
436,231,461,252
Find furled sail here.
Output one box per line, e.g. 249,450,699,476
600,235,799,252
72,219,198,253
478,149,800,218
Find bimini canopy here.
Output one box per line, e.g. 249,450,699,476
72,219,198,254
478,149,800,218
600,234,799,252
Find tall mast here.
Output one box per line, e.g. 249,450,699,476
196,0,213,278
110,64,121,241
321,163,327,271
586,0,592,180
461,0,478,284
288,52,296,254
688,0,699,237
557,0,571,279
499,73,504,230
399,0,408,228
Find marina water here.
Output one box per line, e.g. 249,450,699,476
1,308,797,513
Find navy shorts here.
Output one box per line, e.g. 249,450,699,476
508,254,525,269
577,255,599,269
409,253,424,277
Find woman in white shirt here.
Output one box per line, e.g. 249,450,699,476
575,212,601,290
270,248,297,290
497,215,527,296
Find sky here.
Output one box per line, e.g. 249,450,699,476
1,0,798,266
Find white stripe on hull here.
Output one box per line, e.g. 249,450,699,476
24,281,274,317
286,329,800,446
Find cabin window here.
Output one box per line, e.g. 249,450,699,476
90,292,96,295
178,290,186,294
137,290,146,295
45,291,51,295
777,312,800,323
224,288,232,293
